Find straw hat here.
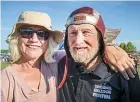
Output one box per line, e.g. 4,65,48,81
10,11,64,43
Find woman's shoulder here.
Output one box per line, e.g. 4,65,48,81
1,65,12,75
53,50,66,61
1,65,19,82
1,66,14,87
1,65,16,81
1,65,16,102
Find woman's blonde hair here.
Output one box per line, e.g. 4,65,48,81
44,36,58,63
7,32,58,63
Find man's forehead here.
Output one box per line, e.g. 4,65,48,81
68,24,96,30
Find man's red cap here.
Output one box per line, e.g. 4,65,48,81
65,7,106,37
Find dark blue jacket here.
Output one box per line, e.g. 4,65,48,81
57,56,140,102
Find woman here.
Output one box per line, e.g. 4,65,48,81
1,11,64,102
1,11,136,102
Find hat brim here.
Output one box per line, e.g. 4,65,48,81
11,23,64,44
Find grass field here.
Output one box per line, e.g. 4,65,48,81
0,62,10,70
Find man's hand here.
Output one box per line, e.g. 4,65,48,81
104,45,136,80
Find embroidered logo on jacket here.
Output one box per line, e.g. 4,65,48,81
93,85,112,99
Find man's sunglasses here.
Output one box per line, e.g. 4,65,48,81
18,28,50,40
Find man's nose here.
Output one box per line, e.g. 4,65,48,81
75,31,85,45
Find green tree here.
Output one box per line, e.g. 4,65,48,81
1,49,9,53
119,42,126,49
119,42,136,53
119,42,128,51
124,44,128,52
127,42,136,53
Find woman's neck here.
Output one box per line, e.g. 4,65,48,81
16,57,43,70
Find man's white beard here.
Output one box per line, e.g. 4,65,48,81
69,46,99,65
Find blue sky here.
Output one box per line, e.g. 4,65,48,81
1,1,140,51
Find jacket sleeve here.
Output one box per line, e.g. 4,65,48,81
118,69,140,102
128,73,140,102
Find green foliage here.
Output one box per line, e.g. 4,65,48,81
119,42,136,53
1,49,9,53
127,42,136,52
119,42,126,49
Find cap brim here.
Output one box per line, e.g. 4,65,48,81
11,23,64,44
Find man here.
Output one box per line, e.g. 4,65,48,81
57,7,140,102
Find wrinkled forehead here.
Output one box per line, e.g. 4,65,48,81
68,24,97,32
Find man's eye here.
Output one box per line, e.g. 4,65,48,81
82,31,94,36
71,31,77,34
69,32,77,36
83,31,89,33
